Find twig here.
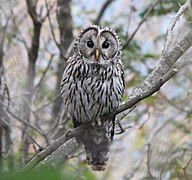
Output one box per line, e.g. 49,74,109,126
94,0,115,24
177,155,192,180
64,39,76,59
160,92,190,113
183,157,192,180
190,0,192,17
18,127,44,151
122,109,150,131
125,6,135,39
35,53,55,90
67,150,84,160
163,0,190,55
116,105,137,123
3,82,10,110
115,122,125,134
124,150,146,179
6,108,44,137
146,141,154,178
123,0,160,49
44,0,60,48
26,0,41,25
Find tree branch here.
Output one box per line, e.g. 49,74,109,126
35,138,80,169
122,0,160,49
146,142,154,178
20,124,89,171
94,0,115,25
163,0,190,54
115,31,192,116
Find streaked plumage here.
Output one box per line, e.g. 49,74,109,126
61,25,124,171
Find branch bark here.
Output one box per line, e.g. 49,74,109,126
20,125,87,171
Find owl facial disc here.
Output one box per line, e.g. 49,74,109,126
74,25,122,64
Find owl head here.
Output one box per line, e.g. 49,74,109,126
74,25,122,64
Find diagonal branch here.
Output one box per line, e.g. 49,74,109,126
115,31,192,116
122,0,160,49
20,124,88,171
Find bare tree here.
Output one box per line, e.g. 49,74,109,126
21,0,43,164
0,10,13,171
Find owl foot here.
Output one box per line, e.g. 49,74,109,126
65,130,73,137
92,118,101,127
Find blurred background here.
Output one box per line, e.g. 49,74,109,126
0,0,192,179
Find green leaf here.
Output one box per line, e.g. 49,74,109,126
0,169,61,180
143,53,159,60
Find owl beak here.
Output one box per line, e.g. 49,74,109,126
95,49,100,61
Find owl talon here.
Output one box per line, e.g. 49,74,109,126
92,118,101,127
65,130,73,137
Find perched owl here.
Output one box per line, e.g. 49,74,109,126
60,25,124,171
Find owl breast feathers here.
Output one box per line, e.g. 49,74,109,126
60,25,124,171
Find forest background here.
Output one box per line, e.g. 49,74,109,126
0,0,192,179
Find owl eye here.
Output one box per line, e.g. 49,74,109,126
102,41,110,49
87,40,94,48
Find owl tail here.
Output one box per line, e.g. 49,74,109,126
77,120,113,171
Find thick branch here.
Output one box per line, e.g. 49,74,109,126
163,0,190,54
20,124,89,171
35,138,80,169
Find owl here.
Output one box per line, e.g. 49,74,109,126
60,25,124,171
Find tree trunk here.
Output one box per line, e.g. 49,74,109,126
21,0,42,164
52,0,73,118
